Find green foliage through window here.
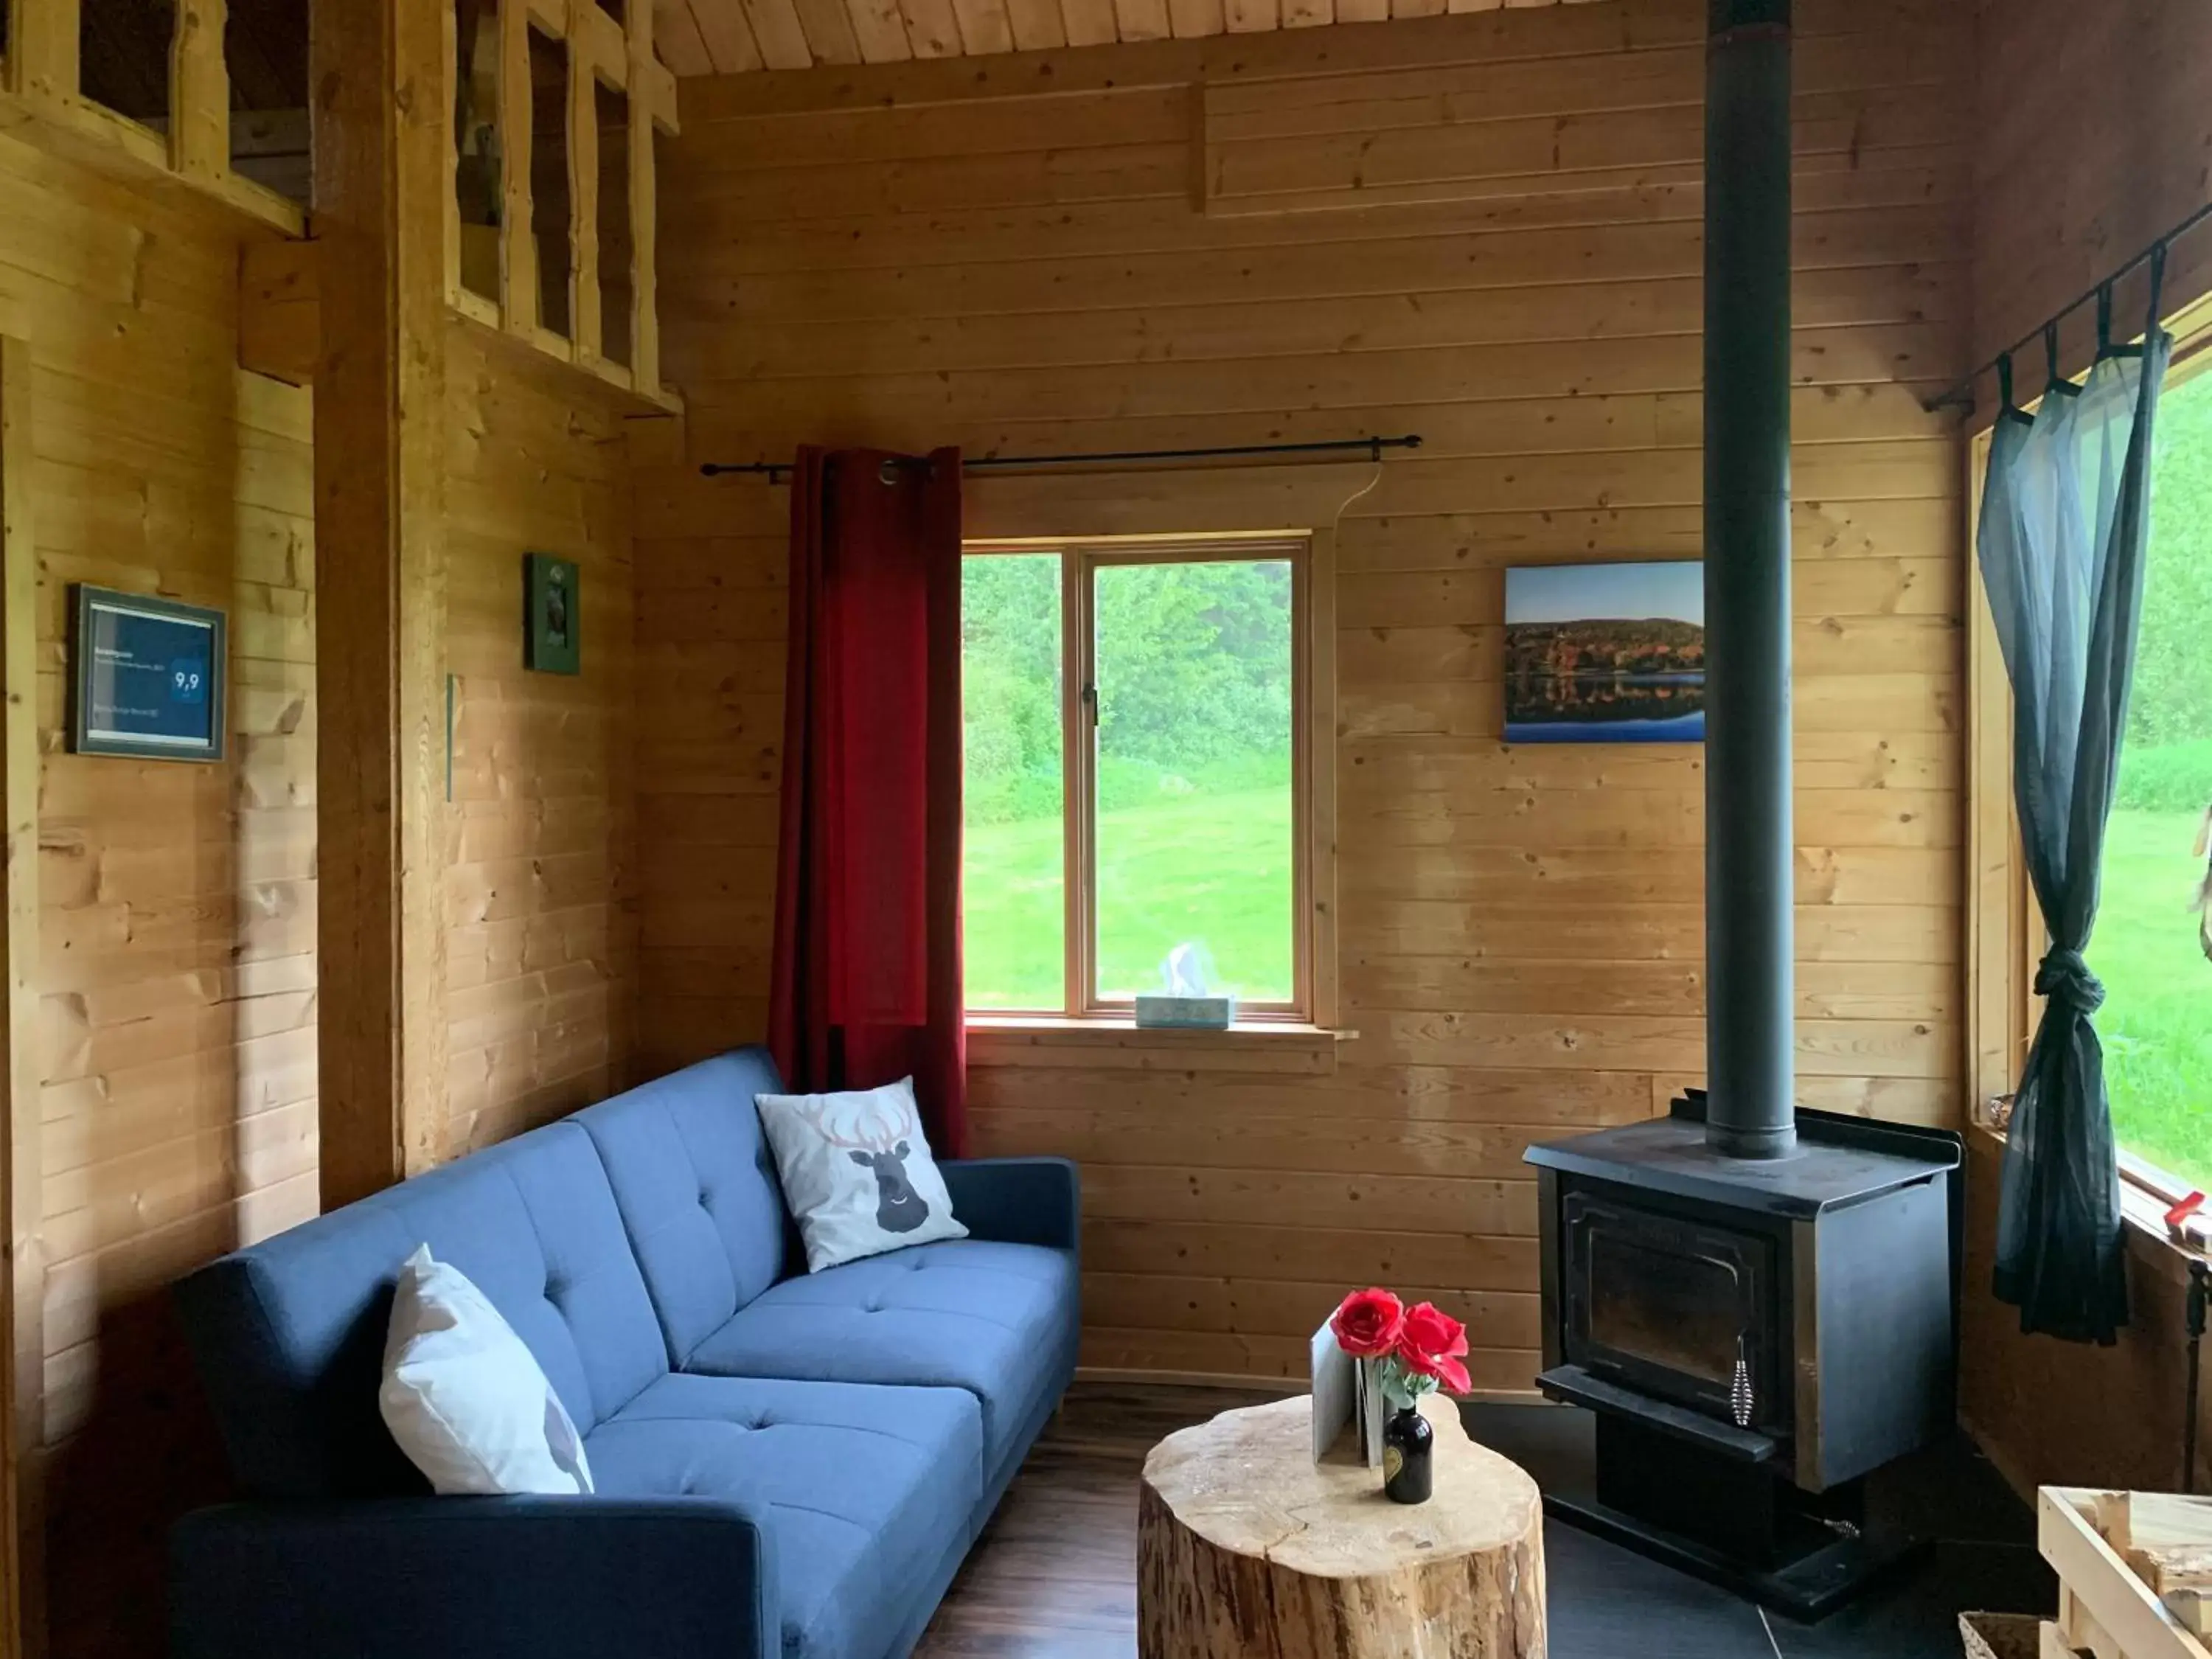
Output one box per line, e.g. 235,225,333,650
2100,364,2212,1186
960,549,1297,1010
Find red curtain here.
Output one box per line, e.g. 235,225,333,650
767,447,967,1154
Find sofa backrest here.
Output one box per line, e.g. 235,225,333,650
175,1121,669,1500
573,1048,791,1366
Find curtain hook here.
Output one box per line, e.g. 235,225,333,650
1997,353,2016,412
2096,284,2114,355
2044,321,2063,392
2149,241,2170,332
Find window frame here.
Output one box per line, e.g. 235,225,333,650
1966,306,2212,1225
962,530,1335,1029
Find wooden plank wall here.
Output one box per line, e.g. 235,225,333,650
632,0,1975,1388
0,129,317,1658
442,324,641,1160
1969,0,2212,390
1958,0,2212,1498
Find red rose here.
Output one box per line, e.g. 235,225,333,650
1329,1288,1405,1359
1396,1301,1473,1395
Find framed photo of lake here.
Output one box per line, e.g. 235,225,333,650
70,586,226,762
1503,561,1705,743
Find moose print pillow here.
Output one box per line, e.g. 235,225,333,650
754,1077,969,1273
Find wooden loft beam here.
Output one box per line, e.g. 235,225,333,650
311,0,451,1206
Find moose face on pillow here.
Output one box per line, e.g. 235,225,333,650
756,1078,969,1272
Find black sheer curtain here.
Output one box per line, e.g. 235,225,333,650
1978,257,2173,1345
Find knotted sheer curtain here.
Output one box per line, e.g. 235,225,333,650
1978,262,2172,1344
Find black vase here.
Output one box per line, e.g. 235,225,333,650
1382,1403,1433,1504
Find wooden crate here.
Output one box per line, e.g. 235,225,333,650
2041,1489,2212,1659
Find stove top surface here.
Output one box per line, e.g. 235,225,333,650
1525,1105,1960,1220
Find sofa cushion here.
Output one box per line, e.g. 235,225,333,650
574,1049,792,1366
588,1373,983,1659
680,1239,1077,1480
174,1122,667,1499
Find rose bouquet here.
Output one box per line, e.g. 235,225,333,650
1328,1287,1473,1408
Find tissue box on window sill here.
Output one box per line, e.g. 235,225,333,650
1133,995,1236,1030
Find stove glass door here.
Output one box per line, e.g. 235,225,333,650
1562,1189,1782,1432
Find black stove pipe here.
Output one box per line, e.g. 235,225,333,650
1703,0,1797,1160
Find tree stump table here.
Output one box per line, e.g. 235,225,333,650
1138,1394,1546,1659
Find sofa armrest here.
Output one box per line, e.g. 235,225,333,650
171,1495,775,1659
941,1156,1080,1251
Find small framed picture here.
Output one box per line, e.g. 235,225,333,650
70,586,226,762
525,552,580,675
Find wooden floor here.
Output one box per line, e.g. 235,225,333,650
917,1382,1282,1659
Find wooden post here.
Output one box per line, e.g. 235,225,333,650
0,334,44,1659
498,0,539,337
170,0,231,181
568,1,602,362
633,52,678,400
311,0,451,1206
2,0,77,103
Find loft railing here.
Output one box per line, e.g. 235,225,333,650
451,0,679,406
1,0,678,409
0,0,309,232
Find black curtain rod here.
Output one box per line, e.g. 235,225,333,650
698,434,1423,481
1924,197,2212,414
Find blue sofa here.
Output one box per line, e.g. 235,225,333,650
170,1048,1080,1659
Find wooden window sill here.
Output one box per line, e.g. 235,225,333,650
1968,1122,2212,1286
965,1016,1349,1074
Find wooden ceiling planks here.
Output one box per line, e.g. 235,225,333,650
666,0,1604,73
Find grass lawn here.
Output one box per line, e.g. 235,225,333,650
964,784,1292,1009
2096,807,2212,1189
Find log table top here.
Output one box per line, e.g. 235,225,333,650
1137,1393,1547,1659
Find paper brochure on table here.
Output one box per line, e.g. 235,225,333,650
1309,1322,1384,1467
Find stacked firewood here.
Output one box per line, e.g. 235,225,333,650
2093,1493,2212,1640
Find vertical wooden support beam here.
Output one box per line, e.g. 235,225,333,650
312,0,451,1205
498,0,540,337
4,0,80,102
171,0,231,181
0,335,44,1659
568,4,602,361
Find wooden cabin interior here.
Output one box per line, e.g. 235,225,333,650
0,0,2208,1654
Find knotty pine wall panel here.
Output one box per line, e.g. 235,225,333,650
635,0,1974,1388
0,130,317,1658
1969,0,2212,389
442,327,640,1160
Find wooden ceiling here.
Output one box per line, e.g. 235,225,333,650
653,0,1607,74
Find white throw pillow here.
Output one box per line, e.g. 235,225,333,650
754,1077,968,1273
378,1245,594,1496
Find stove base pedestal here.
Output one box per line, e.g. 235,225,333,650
1544,1412,1924,1621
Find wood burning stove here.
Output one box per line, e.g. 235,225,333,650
1511,0,1965,1616
1527,1094,1961,1615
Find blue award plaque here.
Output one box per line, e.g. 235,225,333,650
71,586,227,762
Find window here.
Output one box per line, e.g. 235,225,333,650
961,535,1323,1023
2101,354,2212,1189
1970,338,2212,1201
